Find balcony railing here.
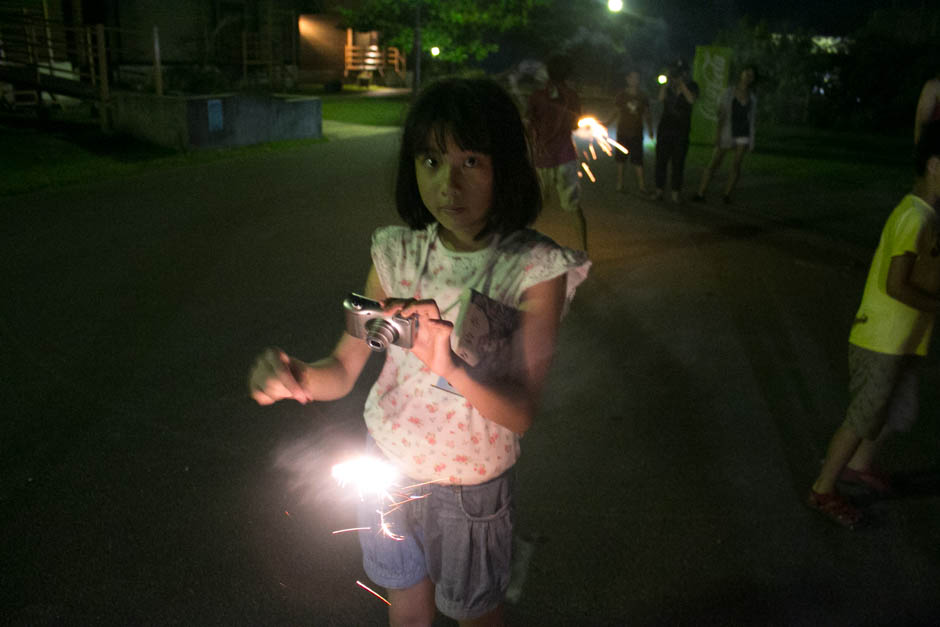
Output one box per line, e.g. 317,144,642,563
344,45,405,79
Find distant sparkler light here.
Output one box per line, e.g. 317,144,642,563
573,116,628,184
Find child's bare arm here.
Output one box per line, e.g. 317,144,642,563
400,275,566,434
248,266,386,405
886,253,940,313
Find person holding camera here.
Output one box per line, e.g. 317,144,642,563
693,66,758,204
248,78,589,626
652,61,699,203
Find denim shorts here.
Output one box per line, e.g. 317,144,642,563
844,343,922,440
356,444,514,620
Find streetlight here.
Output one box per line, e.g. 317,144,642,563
430,46,440,57
607,0,623,12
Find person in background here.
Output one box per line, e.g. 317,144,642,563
693,66,757,204
526,54,589,251
914,72,940,143
652,60,699,203
606,69,653,195
807,120,940,529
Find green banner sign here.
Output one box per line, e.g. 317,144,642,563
690,45,732,144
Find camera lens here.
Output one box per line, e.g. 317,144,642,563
365,319,398,352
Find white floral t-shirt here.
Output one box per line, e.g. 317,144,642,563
364,222,590,484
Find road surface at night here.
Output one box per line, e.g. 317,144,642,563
3,120,938,625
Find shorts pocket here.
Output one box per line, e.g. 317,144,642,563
454,476,513,522
426,473,515,619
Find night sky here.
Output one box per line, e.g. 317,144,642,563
634,0,926,56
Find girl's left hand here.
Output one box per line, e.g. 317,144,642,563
389,299,457,377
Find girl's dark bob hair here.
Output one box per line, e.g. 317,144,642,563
395,78,541,238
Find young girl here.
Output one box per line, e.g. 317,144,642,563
248,78,589,625
692,66,758,204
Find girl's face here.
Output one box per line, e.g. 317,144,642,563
415,132,494,250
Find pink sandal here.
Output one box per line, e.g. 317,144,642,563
806,489,862,529
839,467,895,497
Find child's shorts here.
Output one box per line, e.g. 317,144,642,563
356,452,514,621
537,161,581,213
844,343,922,440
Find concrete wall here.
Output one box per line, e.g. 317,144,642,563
112,92,322,150
112,92,191,150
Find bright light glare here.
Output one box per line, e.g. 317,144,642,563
430,46,440,57
576,117,628,156
332,456,400,497
657,74,668,85
608,0,624,11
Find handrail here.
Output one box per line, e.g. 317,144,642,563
344,45,406,78
0,9,166,128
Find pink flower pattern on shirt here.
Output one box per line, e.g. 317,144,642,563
362,223,590,484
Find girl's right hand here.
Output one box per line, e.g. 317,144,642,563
248,347,312,405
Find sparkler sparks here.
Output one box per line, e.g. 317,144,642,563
573,116,628,184
331,455,399,499
580,162,596,183
331,527,371,535
357,580,391,606
331,456,443,603
330,456,440,541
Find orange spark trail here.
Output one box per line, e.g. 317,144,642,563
608,138,629,154
357,580,391,606
332,527,371,535
580,162,596,183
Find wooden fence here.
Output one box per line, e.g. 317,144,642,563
344,44,405,80
0,9,163,129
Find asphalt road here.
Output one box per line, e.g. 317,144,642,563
2,120,939,626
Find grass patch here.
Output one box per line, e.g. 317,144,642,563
319,93,410,127
1,89,408,196
1,91,913,199
0,110,326,196
681,123,912,187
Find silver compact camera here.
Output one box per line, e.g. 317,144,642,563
343,293,416,352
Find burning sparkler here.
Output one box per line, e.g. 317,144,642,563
331,455,399,500
330,456,437,542
329,455,441,606
572,116,629,185
576,116,629,156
